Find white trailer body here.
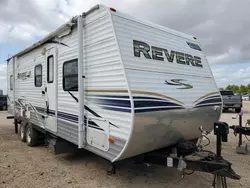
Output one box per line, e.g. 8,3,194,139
7,5,222,162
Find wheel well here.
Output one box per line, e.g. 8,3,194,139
31,123,46,134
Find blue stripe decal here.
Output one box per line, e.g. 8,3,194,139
48,110,55,115
87,95,168,101
93,99,131,108
87,95,130,99
58,111,78,122
194,103,222,108
88,125,104,131
34,106,55,116
134,101,181,108
135,106,184,113
34,106,104,130
204,95,221,100
133,97,167,101
196,98,222,106
102,106,131,113
73,94,185,114
88,98,181,109
35,106,44,113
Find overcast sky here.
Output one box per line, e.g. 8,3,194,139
0,0,250,94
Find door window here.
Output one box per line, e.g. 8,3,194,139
34,64,42,87
47,55,54,83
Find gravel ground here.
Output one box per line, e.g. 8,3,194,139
1,102,250,188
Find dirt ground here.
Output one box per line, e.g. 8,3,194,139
1,102,250,188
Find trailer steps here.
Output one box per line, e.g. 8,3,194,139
45,135,78,155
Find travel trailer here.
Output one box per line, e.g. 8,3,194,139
7,5,222,163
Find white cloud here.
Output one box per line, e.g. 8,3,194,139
244,78,250,83
207,47,242,65
207,53,230,65
0,0,104,43
0,22,48,43
1,0,250,66
233,67,250,80
211,66,250,87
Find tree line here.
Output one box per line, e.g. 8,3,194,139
219,84,250,94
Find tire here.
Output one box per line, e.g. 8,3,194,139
235,108,241,113
2,105,7,111
20,123,26,142
26,125,38,147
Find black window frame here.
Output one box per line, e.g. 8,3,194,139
47,55,54,83
34,64,42,87
10,75,13,90
63,59,78,91
220,90,234,96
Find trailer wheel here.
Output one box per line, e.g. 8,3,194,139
26,125,38,147
235,108,241,113
20,123,26,142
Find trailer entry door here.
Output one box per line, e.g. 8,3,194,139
45,48,57,133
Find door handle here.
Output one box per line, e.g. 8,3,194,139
42,87,47,95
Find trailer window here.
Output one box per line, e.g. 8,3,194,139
47,55,54,83
35,65,42,87
10,75,13,90
187,42,202,51
63,59,78,91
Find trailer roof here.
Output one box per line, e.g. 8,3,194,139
8,4,197,60
7,5,100,61
111,8,196,42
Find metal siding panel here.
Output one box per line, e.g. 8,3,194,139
126,70,219,107
15,47,46,110
112,15,213,77
57,119,78,145
83,8,131,160
57,27,79,117
112,11,221,160
30,112,45,128
56,6,130,161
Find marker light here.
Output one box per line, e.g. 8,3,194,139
108,137,115,143
110,7,116,12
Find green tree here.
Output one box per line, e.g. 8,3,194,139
225,85,239,93
225,85,232,91
239,85,247,94
247,84,250,93
224,84,250,94
233,85,240,93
